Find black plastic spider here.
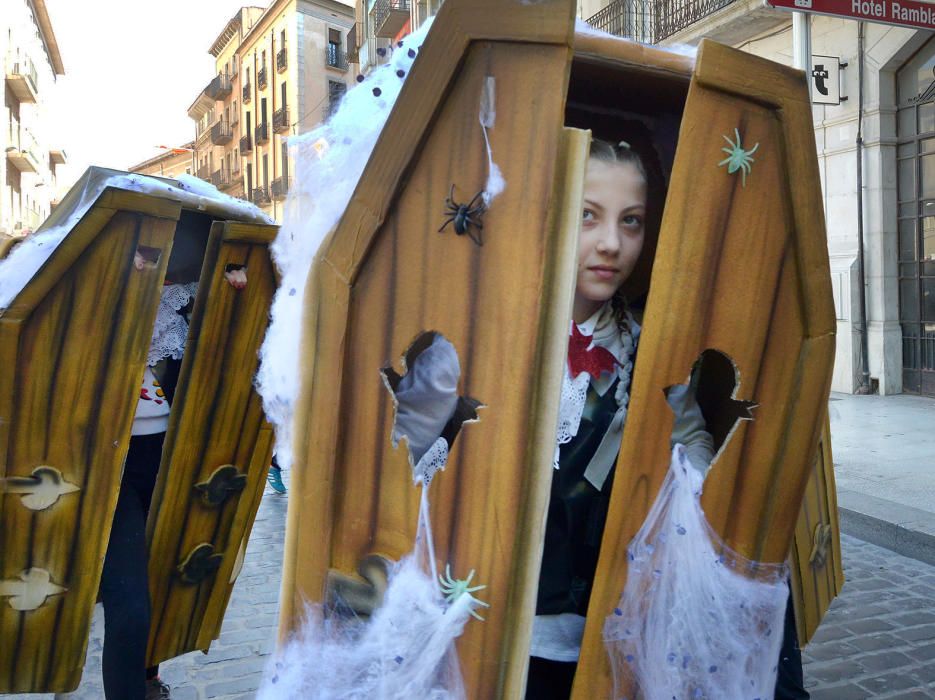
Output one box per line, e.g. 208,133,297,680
438,185,486,246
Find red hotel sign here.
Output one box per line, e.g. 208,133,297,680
767,0,935,31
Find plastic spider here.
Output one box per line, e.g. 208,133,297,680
438,563,490,620
438,185,485,246
718,128,759,187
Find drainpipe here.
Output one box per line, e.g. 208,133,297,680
855,21,872,393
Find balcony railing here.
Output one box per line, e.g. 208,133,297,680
258,66,268,90
271,176,290,200
210,118,233,145
5,55,39,102
255,122,269,146
326,46,348,71
277,47,287,73
372,0,410,39
205,73,232,100
587,0,737,43
240,134,253,154
253,186,271,206
211,169,232,188
5,125,40,173
273,107,290,134
242,82,252,103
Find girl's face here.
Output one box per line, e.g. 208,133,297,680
573,158,647,323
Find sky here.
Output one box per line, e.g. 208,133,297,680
44,0,260,191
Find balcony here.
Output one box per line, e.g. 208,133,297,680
211,118,233,145
258,66,268,90
255,122,269,146
6,126,40,173
5,55,38,103
205,73,232,100
211,169,232,188
326,46,348,71
273,107,290,134
276,47,287,73
243,82,252,103
372,0,410,39
586,0,655,42
240,134,253,154
253,186,271,206
586,0,749,44
271,176,290,201
197,165,211,181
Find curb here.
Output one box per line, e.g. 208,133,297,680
837,487,935,568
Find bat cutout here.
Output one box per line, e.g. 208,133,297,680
194,464,248,507
325,554,393,618
0,568,67,611
381,331,483,484
176,543,224,584
666,348,757,471
0,466,80,511
809,522,833,569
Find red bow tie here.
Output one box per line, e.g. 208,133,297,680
568,324,619,379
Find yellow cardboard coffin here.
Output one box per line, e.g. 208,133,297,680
280,1,837,697
0,169,277,692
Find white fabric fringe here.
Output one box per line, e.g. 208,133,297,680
604,445,789,700
257,489,478,700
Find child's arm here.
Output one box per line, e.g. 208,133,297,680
666,383,715,475
224,266,247,289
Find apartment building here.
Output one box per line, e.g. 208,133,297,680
585,0,935,397
189,8,266,204
237,0,355,221
1,0,66,236
129,144,196,180
350,0,441,73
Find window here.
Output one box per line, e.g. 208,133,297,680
328,80,346,116
328,28,342,66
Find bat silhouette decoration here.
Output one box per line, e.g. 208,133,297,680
194,465,248,507
0,568,67,611
0,466,80,511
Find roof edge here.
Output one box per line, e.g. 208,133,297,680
30,0,65,75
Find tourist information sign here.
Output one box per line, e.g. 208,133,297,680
767,0,935,31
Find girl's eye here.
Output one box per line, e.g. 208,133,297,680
622,214,643,228
582,209,596,222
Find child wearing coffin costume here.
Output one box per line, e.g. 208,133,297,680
525,140,808,699
92,224,246,700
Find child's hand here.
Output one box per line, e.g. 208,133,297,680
224,267,247,289
133,250,146,270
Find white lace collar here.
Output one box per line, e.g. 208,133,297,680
147,282,198,366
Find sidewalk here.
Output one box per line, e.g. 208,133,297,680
830,392,935,566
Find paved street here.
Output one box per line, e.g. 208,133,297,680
11,472,935,699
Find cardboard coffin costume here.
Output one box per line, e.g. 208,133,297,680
0,168,277,692
279,0,839,696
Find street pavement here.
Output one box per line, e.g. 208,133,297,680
12,470,935,699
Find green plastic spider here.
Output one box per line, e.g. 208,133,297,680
439,564,490,621
718,128,759,187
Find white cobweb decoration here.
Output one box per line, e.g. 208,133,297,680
257,488,482,700
603,445,789,700
254,20,435,471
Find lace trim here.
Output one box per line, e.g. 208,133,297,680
553,308,636,470
147,282,198,366
415,436,450,486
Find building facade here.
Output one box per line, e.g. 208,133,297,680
189,8,267,204
237,0,355,221
188,1,354,222
128,144,196,180
350,0,442,73
1,0,66,237
585,0,935,397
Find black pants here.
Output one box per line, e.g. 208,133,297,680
525,592,809,700
99,432,164,700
